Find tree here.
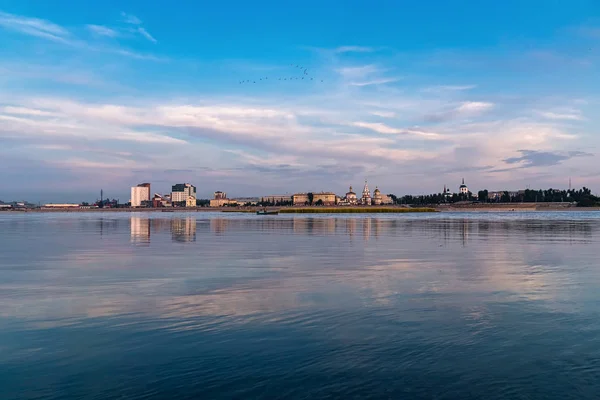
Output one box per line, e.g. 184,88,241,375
315,199,324,206
307,192,314,205
478,190,488,203
196,199,210,207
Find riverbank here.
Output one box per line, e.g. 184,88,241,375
280,207,437,213
2,204,599,213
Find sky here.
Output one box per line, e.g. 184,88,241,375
0,0,599,203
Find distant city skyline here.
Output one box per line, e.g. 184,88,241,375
1,1,599,202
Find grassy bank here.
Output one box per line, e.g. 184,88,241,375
279,207,437,214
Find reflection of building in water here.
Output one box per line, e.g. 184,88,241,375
362,217,371,241
372,218,382,239
211,218,229,235
171,217,197,242
130,217,150,243
345,218,357,238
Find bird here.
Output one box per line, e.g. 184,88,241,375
310,78,313,80
302,77,304,79
321,80,323,82
253,81,256,83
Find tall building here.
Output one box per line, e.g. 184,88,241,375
345,186,358,205
459,178,469,195
361,180,372,205
131,183,151,207
171,183,196,206
372,187,383,205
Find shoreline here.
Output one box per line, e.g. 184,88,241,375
2,205,599,213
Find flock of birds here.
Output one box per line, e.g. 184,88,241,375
239,64,324,84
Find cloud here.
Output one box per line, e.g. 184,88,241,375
537,110,583,121
335,46,375,53
121,12,142,25
352,122,440,139
87,24,118,38
370,111,396,118
424,101,494,122
2,106,59,117
0,11,70,43
421,85,476,93
336,64,380,79
137,27,157,43
349,77,401,87
456,101,493,113
0,11,160,60
502,150,592,169
0,103,187,145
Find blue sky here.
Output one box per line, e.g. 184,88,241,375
0,0,599,202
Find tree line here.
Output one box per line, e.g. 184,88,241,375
387,187,598,207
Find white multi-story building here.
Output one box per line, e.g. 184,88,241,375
131,183,151,207
172,183,196,206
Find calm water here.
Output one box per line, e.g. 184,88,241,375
1,212,600,399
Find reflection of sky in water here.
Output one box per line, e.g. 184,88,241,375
1,212,600,399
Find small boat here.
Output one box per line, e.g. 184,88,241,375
257,209,279,215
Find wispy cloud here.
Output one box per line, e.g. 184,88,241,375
424,101,494,123
336,64,380,79
370,111,396,118
0,10,160,60
421,85,476,93
121,12,142,25
349,77,401,87
335,46,375,53
537,110,583,121
0,11,70,43
456,101,493,113
87,24,118,38
352,122,440,139
137,27,157,43
502,150,592,169
120,12,157,43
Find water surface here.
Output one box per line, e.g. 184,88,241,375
1,212,599,399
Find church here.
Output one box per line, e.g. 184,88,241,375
339,181,392,205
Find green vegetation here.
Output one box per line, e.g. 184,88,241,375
196,199,210,207
279,207,437,214
392,187,598,206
